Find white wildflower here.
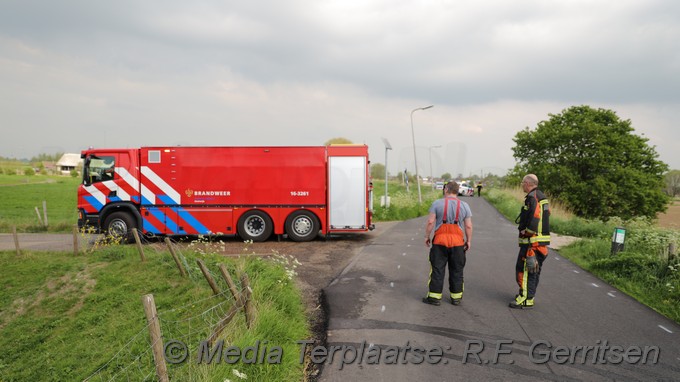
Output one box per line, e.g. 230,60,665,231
232,369,247,379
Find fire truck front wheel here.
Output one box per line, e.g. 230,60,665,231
237,210,273,242
104,211,136,243
285,211,319,242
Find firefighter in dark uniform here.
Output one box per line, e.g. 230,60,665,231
423,181,473,306
510,174,550,309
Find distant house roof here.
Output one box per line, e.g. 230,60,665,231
56,153,82,168
42,161,57,171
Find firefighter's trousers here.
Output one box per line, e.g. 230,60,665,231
515,244,548,300
427,244,466,300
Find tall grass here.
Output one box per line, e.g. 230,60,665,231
0,245,309,381
372,179,443,221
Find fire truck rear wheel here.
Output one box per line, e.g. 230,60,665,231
104,211,136,243
238,210,273,242
285,211,319,242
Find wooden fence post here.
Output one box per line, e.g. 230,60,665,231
164,238,187,277
670,243,677,260
34,207,44,226
12,226,21,256
206,305,240,346
132,230,146,262
240,273,254,328
141,294,169,382
73,225,79,256
196,259,221,295
42,200,48,227
218,264,241,303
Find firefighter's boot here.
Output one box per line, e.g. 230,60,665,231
509,295,534,309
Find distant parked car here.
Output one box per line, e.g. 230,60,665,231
457,182,474,196
435,182,445,190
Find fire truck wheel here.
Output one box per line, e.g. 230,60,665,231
104,211,136,243
237,210,273,242
285,211,319,242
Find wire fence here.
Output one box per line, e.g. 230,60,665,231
81,233,250,381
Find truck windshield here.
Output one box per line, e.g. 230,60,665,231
83,155,115,185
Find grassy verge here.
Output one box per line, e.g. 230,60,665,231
0,244,309,381
371,179,442,221
484,187,680,324
0,175,80,233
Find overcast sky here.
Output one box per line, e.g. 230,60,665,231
1,0,678,177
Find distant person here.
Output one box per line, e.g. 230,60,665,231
510,174,551,309
476,182,483,197
423,181,473,306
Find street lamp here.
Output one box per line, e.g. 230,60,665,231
429,145,442,190
381,137,392,207
410,105,433,204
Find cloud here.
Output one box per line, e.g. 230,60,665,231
0,0,678,170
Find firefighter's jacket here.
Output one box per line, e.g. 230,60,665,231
516,188,550,246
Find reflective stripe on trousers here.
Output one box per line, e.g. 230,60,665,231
515,244,548,301
427,244,466,300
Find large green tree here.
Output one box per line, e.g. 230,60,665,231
511,105,669,220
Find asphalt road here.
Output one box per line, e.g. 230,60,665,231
321,197,680,381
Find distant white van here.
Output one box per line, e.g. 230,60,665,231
456,181,474,196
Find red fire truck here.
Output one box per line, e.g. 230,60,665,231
78,145,374,242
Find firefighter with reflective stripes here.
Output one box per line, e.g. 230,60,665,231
510,174,551,309
423,181,473,306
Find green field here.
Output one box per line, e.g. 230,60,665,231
0,245,308,381
0,175,80,232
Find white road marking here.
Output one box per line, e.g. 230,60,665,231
402,252,406,256
573,270,580,274
381,305,386,313
607,292,616,298
390,282,394,288
591,283,600,288
658,325,673,334
397,265,401,270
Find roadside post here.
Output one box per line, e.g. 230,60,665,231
611,227,626,255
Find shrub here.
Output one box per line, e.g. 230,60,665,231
591,252,659,278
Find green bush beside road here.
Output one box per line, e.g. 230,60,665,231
485,187,680,324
